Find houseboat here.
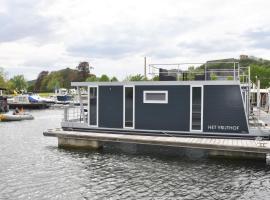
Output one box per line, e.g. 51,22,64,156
60,62,270,139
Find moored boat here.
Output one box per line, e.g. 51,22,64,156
59,61,270,139
0,112,34,122
8,94,50,109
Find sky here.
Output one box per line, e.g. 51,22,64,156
0,0,270,80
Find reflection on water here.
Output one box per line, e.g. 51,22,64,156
0,109,270,199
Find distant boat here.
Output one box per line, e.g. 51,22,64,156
53,88,73,105
8,94,50,109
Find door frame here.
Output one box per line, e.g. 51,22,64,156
123,85,135,129
190,85,203,132
88,86,99,127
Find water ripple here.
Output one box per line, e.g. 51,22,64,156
1,109,270,199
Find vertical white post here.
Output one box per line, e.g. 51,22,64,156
233,63,236,80
205,63,207,80
77,86,86,123
257,79,260,108
238,63,240,80
248,66,251,118
144,57,147,79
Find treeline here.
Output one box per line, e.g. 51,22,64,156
1,57,270,93
0,61,156,93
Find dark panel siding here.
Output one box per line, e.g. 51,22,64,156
135,85,190,131
99,86,123,128
203,85,248,133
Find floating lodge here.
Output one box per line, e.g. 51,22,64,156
44,61,270,161
59,62,269,139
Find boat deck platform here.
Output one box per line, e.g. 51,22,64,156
44,129,270,162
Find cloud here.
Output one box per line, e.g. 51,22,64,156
243,29,270,49
177,38,241,54
66,16,200,59
0,0,57,43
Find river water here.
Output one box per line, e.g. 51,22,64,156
0,109,270,200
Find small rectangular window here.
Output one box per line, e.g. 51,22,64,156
143,91,168,104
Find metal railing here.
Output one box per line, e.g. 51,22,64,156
148,62,250,82
63,105,87,123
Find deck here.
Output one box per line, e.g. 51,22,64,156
44,129,270,162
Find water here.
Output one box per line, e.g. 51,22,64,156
1,109,270,200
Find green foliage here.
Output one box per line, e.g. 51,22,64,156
86,76,99,82
36,68,88,92
27,84,34,92
110,76,118,82
211,73,218,80
227,76,233,80
250,64,270,88
34,71,48,92
151,76,159,81
124,74,147,81
8,75,28,92
99,74,110,82
187,66,204,81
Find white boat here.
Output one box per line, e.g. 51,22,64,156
0,112,34,121
8,94,51,109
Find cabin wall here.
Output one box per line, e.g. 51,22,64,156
135,85,190,131
203,85,248,133
98,86,123,128
90,83,248,134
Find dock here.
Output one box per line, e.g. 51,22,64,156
44,129,270,162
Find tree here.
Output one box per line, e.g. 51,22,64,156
151,76,159,81
99,74,110,82
124,74,146,81
250,64,270,88
34,71,49,92
110,76,118,82
77,61,90,80
8,75,28,92
86,76,99,82
77,61,90,73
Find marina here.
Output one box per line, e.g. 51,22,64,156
2,1,270,199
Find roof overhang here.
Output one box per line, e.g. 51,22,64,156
71,80,240,87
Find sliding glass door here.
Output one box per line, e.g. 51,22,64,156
123,86,134,128
89,86,98,127
190,86,203,131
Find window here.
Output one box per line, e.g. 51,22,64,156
143,91,168,104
